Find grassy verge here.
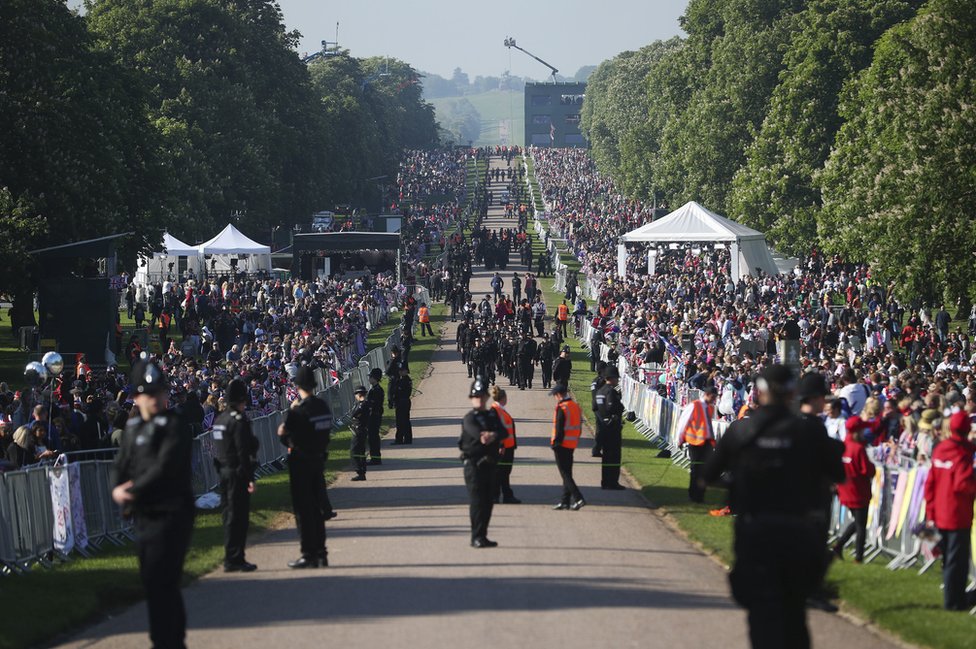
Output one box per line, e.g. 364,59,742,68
520,158,973,649
0,303,450,649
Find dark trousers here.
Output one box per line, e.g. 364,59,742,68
592,419,604,456
519,361,534,388
541,362,553,388
420,322,433,336
732,519,822,649
136,507,194,649
350,426,367,475
289,457,326,559
939,528,973,610
553,446,582,504
220,473,250,566
686,443,713,503
395,400,413,443
557,319,568,338
601,427,622,487
836,507,868,561
495,448,516,499
464,461,495,541
367,420,382,460
535,317,544,336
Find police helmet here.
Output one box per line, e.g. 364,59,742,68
131,361,169,395
226,378,249,404
354,386,368,396
603,366,620,380
469,376,489,397
293,366,317,391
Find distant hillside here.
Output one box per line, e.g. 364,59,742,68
430,90,524,147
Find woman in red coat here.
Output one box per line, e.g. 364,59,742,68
832,417,877,562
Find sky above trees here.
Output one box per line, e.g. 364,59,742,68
186,0,689,80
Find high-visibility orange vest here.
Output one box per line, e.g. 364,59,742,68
737,403,752,420
684,400,713,447
493,403,516,449
557,304,569,322
551,399,582,449
418,306,430,323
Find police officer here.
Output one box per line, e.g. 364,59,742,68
702,365,844,649
349,386,369,480
537,333,556,389
590,362,607,457
517,332,537,390
552,345,572,386
277,366,332,568
366,368,385,465
550,383,585,510
213,378,259,572
458,376,507,547
392,362,413,445
112,361,194,649
596,366,625,490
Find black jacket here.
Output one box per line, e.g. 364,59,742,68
113,410,193,513
458,408,507,465
213,408,258,481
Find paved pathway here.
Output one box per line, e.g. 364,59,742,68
57,157,897,649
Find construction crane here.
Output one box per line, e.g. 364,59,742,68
302,22,341,64
503,37,558,83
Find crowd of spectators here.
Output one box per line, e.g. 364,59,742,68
530,146,976,468
0,148,472,468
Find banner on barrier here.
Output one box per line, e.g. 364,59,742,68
49,466,74,554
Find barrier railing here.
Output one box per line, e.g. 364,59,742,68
0,321,404,575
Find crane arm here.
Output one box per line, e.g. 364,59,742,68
504,37,558,80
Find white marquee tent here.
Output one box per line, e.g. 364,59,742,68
618,201,778,280
135,232,203,285
197,224,271,275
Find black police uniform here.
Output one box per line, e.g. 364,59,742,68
703,404,844,649
595,381,625,488
349,393,368,478
393,370,413,444
280,393,332,565
213,407,259,569
459,393,507,546
590,374,606,457
366,381,385,463
517,336,537,389
113,404,194,649
552,353,572,385
537,339,555,388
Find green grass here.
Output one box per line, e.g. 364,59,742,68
519,158,976,649
0,302,450,649
430,89,524,146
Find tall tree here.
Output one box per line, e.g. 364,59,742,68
654,0,806,213
730,0,923,254
85,0,327,242
818,0,976,304
580,38,683,198
0,0,163,325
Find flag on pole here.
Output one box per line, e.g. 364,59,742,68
549,123,555,143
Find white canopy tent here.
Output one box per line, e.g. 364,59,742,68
619,201,779,280
197,224,272,275
135,232,203,285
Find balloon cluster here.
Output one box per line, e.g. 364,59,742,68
24,351,64,387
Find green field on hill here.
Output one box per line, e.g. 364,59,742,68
430,90,524,147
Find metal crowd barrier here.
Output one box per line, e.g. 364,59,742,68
0,315,405,575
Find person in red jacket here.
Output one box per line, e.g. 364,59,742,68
831,418,876,562
923,410,976,610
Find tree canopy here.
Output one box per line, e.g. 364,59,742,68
581,0,975,303
0,0,440,311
